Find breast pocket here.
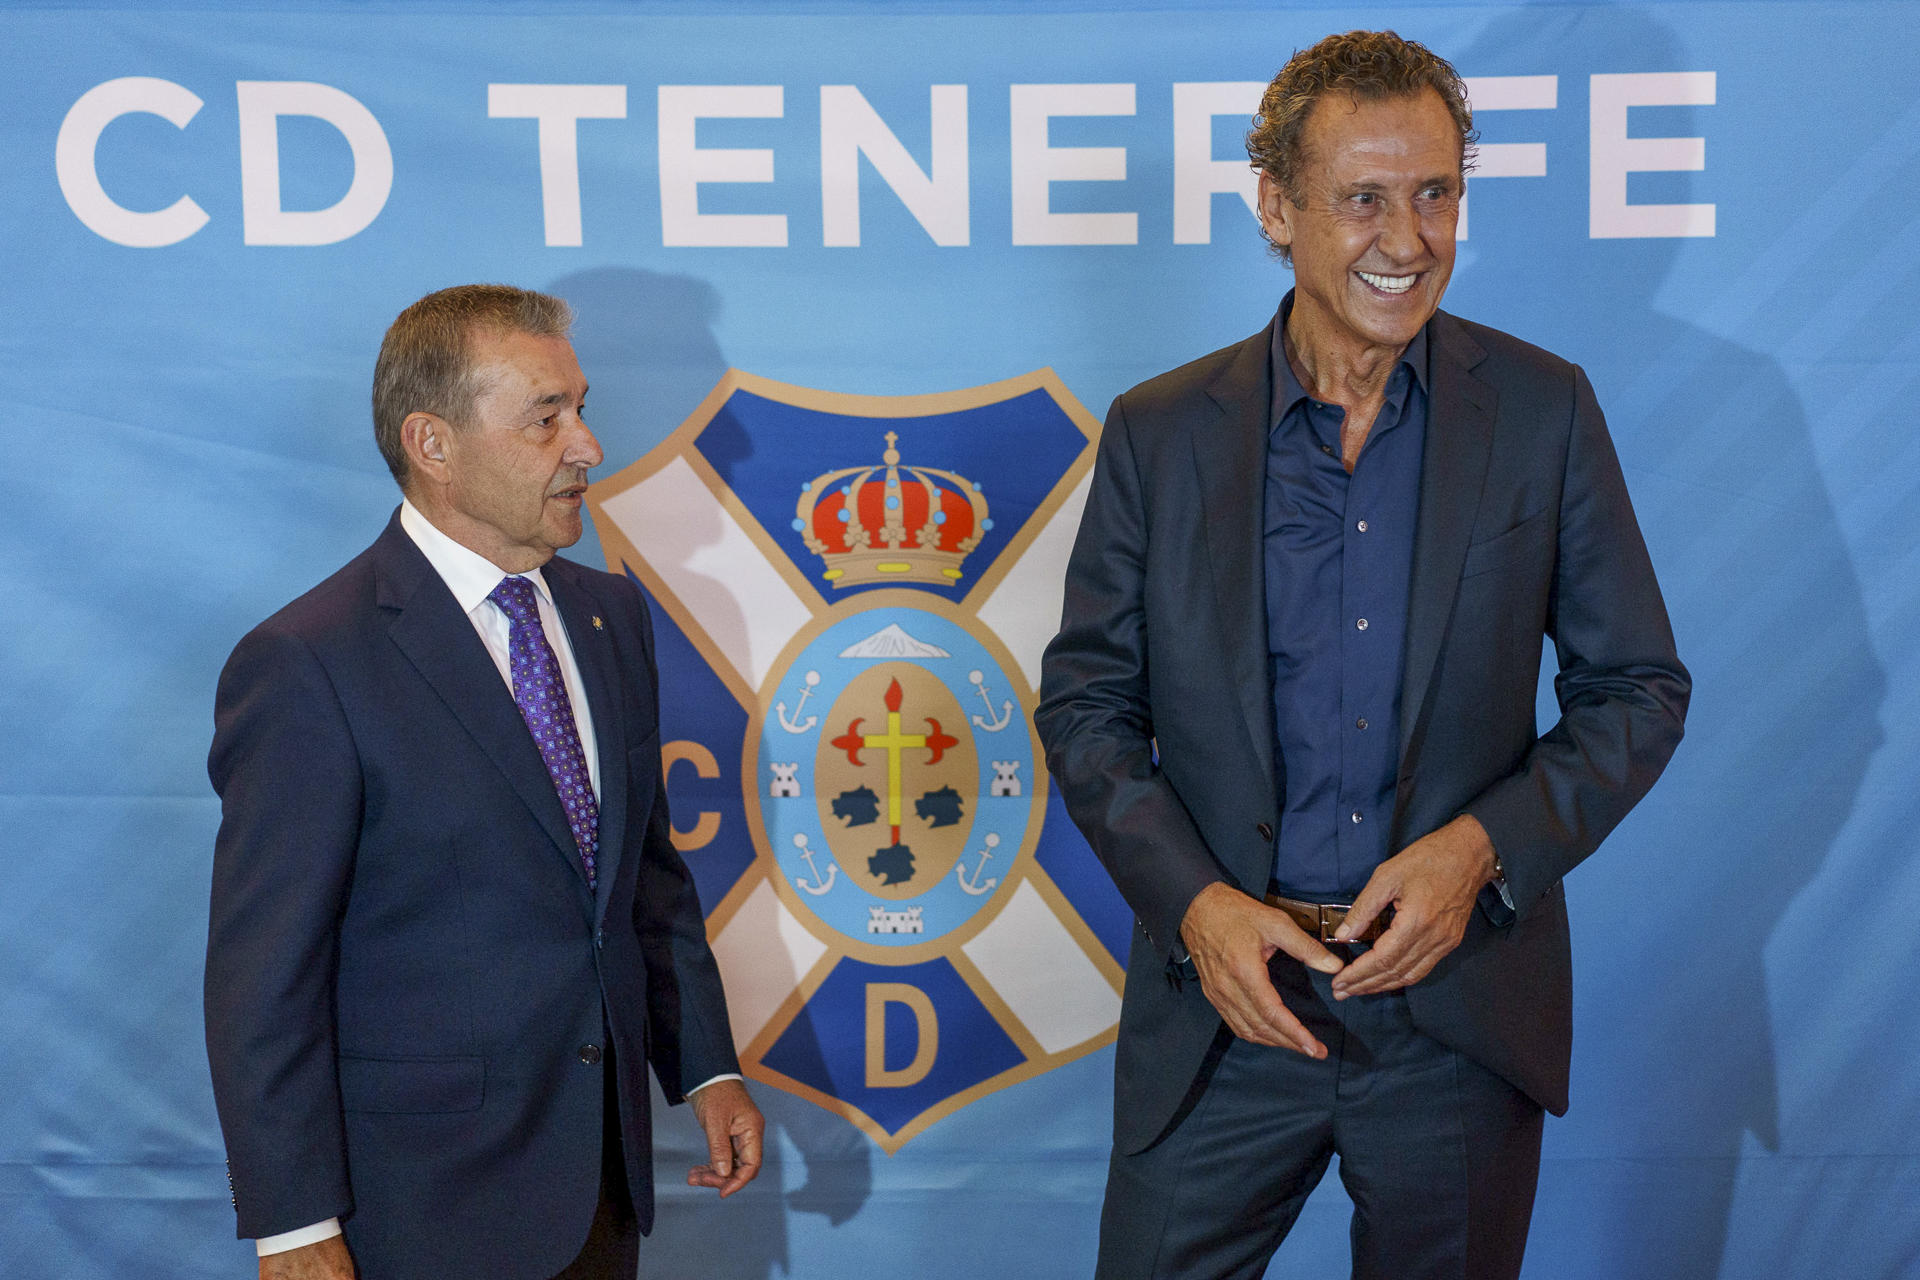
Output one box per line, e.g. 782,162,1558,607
1459,508,1551,581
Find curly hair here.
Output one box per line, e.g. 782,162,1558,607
1246,30,1477,260
371,283,573,487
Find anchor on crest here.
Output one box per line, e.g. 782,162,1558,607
777,670,822,734
791,832,837,895
967,669,1013,732
956,833,1000,896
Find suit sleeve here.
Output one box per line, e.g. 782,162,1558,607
623,583,741,1103
1463,366,1691,913
1035,395,1230,955
204,624,359,1239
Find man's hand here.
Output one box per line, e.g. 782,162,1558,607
686,1079,764,1198
1179,882,1345,1057
1330,814,1498,1000
259,1235,354,1280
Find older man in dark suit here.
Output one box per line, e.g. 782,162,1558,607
1036,31,1689,1279
206,284,762,1280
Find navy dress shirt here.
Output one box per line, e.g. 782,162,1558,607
1264,297,1428,899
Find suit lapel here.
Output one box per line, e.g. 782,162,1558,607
1194,324,1279,800
373,520,592,898
546,562,629,926
1399,312,1496,762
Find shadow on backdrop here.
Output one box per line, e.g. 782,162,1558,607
546,266,876,1277
1445,10,1884,1280
550,266,730,573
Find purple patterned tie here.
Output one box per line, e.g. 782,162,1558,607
489,575,598,889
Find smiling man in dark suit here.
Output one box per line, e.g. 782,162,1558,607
1036,31,1689,1279
206,284,762,1280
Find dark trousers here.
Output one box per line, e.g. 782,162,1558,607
549,1041,640,1280
1097,954,1544,1280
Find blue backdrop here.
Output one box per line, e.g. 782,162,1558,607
2,2,1916,1276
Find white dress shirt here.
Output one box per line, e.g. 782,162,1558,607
257,503,735,1256
399,499,600,793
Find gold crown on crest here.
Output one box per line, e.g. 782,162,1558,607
792,432,993,589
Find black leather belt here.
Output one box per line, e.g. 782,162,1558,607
1264,890,1389,944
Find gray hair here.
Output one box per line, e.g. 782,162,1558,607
1246,30,1478,262
371,283,573,487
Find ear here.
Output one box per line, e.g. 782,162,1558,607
401,411,454,490
1256,171,1295,250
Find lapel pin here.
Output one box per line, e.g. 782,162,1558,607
591,616,604,631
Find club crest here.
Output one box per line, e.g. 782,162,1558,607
589,369,1126,1152
765,608,1025,941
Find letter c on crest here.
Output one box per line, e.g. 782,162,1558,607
661,739,722,851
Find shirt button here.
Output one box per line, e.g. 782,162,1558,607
1356,519,1369,532
1351,811,1363,824
1355,717,1368,730
578,1044,603,1065
1356,617,1369,631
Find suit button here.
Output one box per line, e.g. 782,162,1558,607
578,1044,603,1065
1256,822,1274,842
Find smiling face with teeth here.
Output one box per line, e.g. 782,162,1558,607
1258,86,1463,380
406,326,604,573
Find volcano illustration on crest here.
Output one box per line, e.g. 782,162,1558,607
838,623,951,659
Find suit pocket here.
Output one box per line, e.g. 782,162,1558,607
1459,508,1550,580
338,1054,485,1113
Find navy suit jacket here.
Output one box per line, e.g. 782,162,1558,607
1036,312,1690,1155
205,511,739,1278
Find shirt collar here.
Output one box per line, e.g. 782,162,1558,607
1268,289,1430,429
398,498,553,616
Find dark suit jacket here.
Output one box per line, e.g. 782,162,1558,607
205,510,739,1278
1036,312,1689,1155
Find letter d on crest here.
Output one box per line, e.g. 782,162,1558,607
865,983,938,1088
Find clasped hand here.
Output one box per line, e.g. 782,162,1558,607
1178,815,1498,1056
